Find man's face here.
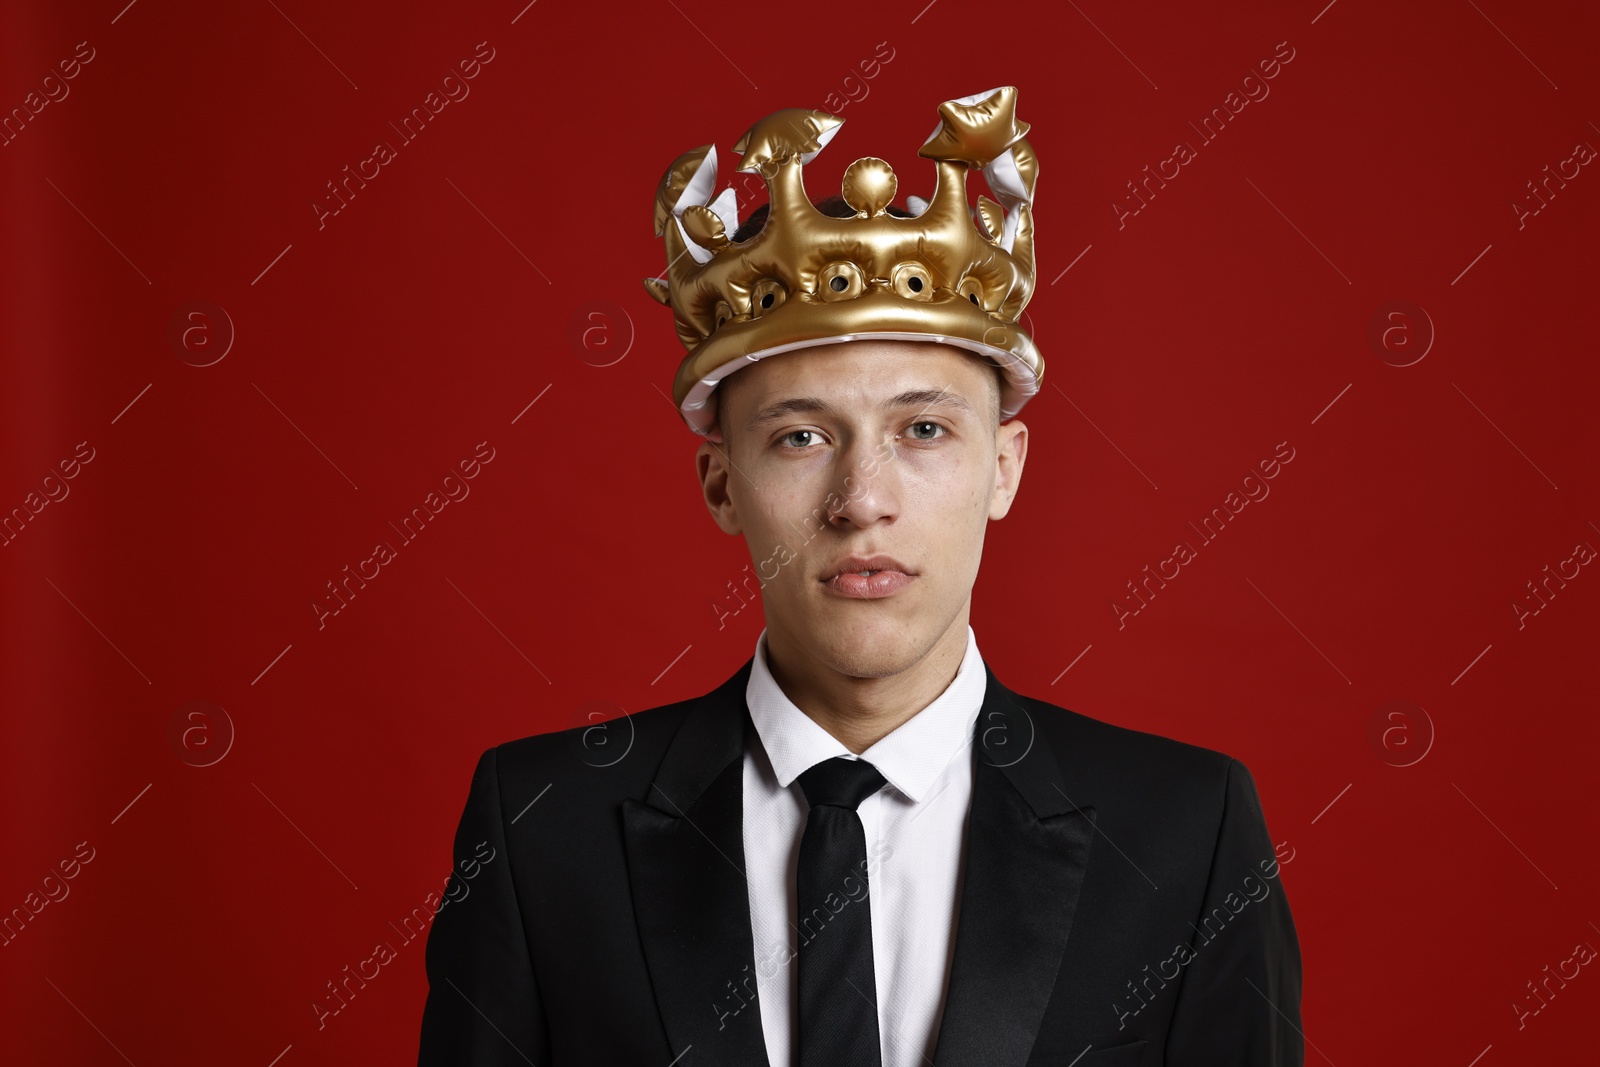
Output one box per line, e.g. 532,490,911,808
695,340,1028,679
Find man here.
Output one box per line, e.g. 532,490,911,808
418,87,1303,1065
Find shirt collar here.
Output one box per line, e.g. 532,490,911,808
745,625,987,804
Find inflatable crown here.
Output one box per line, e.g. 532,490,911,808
644,86,1043,439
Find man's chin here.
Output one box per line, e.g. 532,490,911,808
795,611,928,677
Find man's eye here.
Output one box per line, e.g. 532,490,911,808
906,421,946,440
779,430,821,449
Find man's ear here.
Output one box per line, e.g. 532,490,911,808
695,436,743,535
988,419,1028,521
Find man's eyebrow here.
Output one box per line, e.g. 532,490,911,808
746,389,974,430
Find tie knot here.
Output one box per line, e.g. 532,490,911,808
797,756,887,811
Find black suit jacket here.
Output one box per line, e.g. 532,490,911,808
417,658,1303,1065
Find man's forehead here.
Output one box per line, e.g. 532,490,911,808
739,341,984,395
733,347,989,426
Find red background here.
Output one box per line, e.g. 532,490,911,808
3,0,1596,1062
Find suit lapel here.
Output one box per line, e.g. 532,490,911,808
623,658,1094,1067
931,665,1097,1066
622,657,772,1066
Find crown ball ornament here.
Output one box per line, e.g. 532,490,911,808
645,86,1044,439
841,157,898,217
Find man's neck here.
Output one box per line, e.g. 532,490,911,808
762,613,971,754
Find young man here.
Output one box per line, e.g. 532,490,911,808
418,88,1303,1066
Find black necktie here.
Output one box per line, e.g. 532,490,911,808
795,756,889,1067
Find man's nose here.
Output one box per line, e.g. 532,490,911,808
825,433,901,529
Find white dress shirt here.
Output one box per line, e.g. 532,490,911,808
742,625,987,1067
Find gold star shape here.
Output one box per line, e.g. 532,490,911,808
918,86,1030,167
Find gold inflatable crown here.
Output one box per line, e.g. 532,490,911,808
644,86,1043,439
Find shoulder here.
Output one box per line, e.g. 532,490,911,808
1021,687,1235,770
1006,684,1245,814
470,693,704,800
1004,686,1281,877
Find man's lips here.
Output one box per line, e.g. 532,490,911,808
819,554,914,581
818,554,916,600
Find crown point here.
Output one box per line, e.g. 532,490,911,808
841,157,898,217
985,136,1039,209
919,86,1029,167
653,144,715,235
734,108,844,175
682,205,730,252
642,277,671,305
